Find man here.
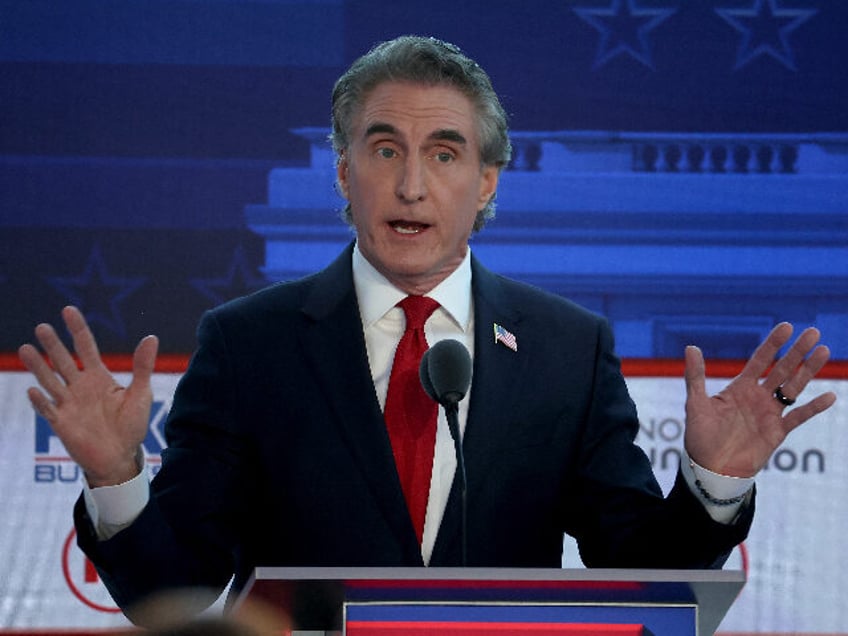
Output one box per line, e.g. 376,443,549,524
19,36,835,623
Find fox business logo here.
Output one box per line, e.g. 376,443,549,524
33,400,170,483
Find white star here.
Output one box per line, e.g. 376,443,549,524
573,0,677,70
716,0,818,71
189,244,267,306
46,244,147,339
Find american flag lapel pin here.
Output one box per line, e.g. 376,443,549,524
493,323,518,352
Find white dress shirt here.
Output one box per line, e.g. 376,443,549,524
352,243,474,564
85,243,753,557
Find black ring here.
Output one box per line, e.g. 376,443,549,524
774,386,796,407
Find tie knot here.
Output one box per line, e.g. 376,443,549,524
398,295,440,331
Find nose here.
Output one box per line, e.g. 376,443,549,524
396,155,427,202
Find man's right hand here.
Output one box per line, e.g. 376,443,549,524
18,306,159,488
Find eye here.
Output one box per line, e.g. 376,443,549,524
376,147,397,159
434,151,454,164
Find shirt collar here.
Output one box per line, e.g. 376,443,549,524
352,242,472,332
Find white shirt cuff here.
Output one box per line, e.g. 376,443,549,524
681,450,754,525
82,454,150,540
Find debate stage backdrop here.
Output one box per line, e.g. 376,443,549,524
1,1,846,632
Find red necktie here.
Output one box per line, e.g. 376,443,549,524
384,295,441,543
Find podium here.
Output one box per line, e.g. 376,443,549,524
238,567,744,636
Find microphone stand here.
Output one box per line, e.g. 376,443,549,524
420,340,472,567
444,400,467,567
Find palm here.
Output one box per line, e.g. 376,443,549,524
49,358,151,479
683,323,835,478
19,306,158,486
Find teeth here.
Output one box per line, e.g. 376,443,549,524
391,222,426,234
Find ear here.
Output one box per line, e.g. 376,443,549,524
477,165,500,208
336,153,350,199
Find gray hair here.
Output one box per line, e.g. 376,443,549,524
331,35,512,231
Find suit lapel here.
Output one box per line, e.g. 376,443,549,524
296,244,422,562
430,257,531,564
465,258,528,450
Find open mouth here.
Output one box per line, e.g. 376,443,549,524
390,221,430,235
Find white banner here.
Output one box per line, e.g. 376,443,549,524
1,372,846,632
628,376,848,634
0,372,182,629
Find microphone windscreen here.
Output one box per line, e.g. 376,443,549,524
419,349,438,402
426,339,472,405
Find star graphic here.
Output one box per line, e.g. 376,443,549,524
189,245,267,307
715,0,818,71
573,0,677,70
46,244,147,339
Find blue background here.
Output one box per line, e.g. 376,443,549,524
2,0,845,359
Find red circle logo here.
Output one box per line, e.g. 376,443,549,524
61,528,122,614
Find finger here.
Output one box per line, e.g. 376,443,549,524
776,344,831,403
127,335,159,395
739,322,794,383
763,327,822,392
26,386,58,422
33,321,81,384
62,305,106,371
18,342,70,401
684,345,707,401
783,391,838,434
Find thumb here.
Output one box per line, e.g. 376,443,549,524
684,344,707,402
129,335,159,391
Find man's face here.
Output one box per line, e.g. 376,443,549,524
337,81,500,295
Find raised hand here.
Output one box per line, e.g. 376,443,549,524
683,322,836,478
18,306,159,487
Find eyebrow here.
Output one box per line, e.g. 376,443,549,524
364,122,398,138
364,123,468,146
430,129,468,145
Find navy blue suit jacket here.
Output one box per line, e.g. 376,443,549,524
76,243,752,615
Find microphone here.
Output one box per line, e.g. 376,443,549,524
419,339,472,565
420,339,472,411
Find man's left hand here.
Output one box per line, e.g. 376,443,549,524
683,323,837,477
